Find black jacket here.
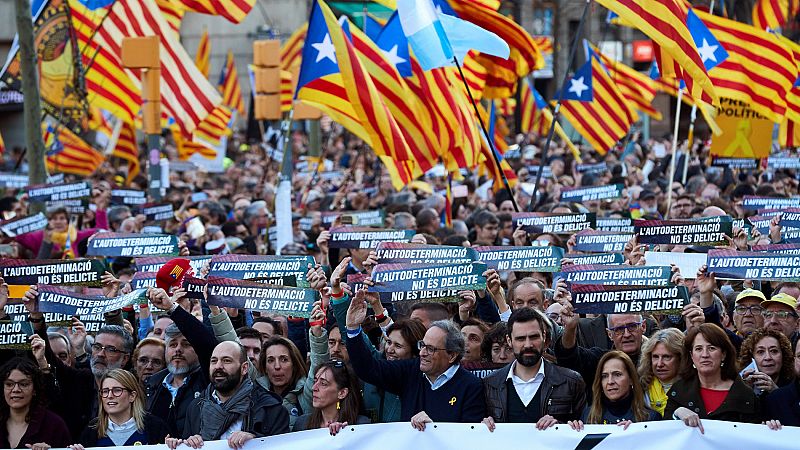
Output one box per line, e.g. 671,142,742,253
182,383,289,438
78,413,170,447
664,376,761,423
483,360,586,423
144,366,208,437
765,380,800,426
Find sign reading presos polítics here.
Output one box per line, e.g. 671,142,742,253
559,184,623,203
596,217,634,233
711,158,758,169
565,252,625,266
26,181,90,202
375,242,478,265
707,249,800,280
205,276,318,317
767,156,800,170
575,162,608,174
135,256,211,275
475,246,563,272
511,212,596,234
321,210,385,228
86,232,179,257
635,219,732,246
0,258,104,286
751,243,800,255
140,203,174,222
369,262,487,294
34,285,148,317
111,189,147,205
328,227,415,249
573,230,633,252
555,264,672,286
570,283,689,314
209,254,314,286
0,212,47,237
741,196,800,211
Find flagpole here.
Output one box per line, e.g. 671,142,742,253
452,55,520,212
275,108,295,255
528,0,592,212
666,88,683,217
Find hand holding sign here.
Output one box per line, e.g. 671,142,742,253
30,334,46,367
147,287,173,311
770,213,782,244
0,276,7,313
69,317,87,356
102,272,121,298
22,286,40,319
512,226,527,246
670,265,685,287
682,303,705,330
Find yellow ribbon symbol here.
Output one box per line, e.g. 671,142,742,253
449,396,457,406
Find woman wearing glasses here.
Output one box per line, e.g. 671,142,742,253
0,357,70,450
665,323,761,431
737,328,795,395
69,369,168,449
295,360,370,434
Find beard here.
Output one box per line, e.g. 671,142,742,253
515,348,543,367
168,360,200,375
212,369,241,395
90,357,124,378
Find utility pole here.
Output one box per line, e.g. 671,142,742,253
14,0,48,194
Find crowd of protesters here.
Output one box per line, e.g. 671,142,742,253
0,123,798,450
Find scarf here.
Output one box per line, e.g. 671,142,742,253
51,225,77,258
648,379,669,417
199,378,253,440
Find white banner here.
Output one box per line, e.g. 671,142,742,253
33,421,798,450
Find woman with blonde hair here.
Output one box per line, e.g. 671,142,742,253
638,328,684,416
69,369,169,449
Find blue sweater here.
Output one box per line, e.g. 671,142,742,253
346,328,486,422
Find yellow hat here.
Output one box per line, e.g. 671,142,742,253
735,289,766,304
762,293,798,310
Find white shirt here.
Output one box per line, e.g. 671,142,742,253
425,364,460,390
506,360,546,406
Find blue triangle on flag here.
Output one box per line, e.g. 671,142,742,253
376,12,413,77
686,8,728,71
295,1,341,97
558,59,593,102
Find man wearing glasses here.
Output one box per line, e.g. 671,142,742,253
762,293,800,342
344,289,486,430
732,289,767,339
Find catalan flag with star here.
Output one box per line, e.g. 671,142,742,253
519,78,580,161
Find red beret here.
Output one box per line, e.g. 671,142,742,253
156,258,192,292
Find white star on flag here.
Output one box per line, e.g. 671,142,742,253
382,45,407,67
312,34,337,64
568,76,589,98
697,38,718,63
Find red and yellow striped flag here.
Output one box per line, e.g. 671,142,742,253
779,118,800,147
176,0,255,24
193,105,232,146
172,125,216,160
533,36,554,55
753,0,799,31
219,51,245,116
519,79,580,161
43,125,105,176
0,130,5,155
195,29,211,78
156,0,184,35
280,70,293,112
460,51,488,101
592,44,662,120
281,24,307,70
113,122,141,184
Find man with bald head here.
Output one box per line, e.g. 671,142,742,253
176,341,289,449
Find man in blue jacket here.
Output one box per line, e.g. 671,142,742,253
345,289,486,429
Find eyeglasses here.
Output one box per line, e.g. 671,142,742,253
4,380,32,390
734,305,764,316
101,387,131,398
607,322,642,337
763,310,798,320
137,357,164,367
91,343,127,356
417,341,447,354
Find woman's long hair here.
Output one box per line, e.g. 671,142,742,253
0,358,46,424
638,328,684,389
94,369,146,438
737,328,795,385
587,351,650,424
258,336,308,391
681,323,738,381
305,361,363,430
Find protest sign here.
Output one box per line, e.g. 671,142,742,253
299,217,315,232
0,174,29,189
131,271,157,290
26,181,90,202
511,212,596,234
0,319,31,349
321,210,385,228
475,246,563,271
570,283,689,314
711,158,759,169
4,299,105,332
741,196,800,211
135,256,211,276
635,219,732,246
140,203,175,222
525,165,552,179
555,264,672,286
181,275,207,300
375,242,478,265
707,249,800,280
0,258,104,286
566,252,624,266
559,184,623,202
751,243,800,254
168,160,198,172
111,189,147,205
369,262,487,296
347,272,460,302
575,162,608,174
46,198,87,214
0,212,47,237
328,227,415,249
573,230,633,253
596,217,634,233
710,98,772,158
86,232,179,257
209,254,314,286
767,156,800,170
644,251,706,279
461,361,506,379
35,285,147,317
205,276,317,317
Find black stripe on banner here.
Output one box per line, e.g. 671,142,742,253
574,433,611,450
